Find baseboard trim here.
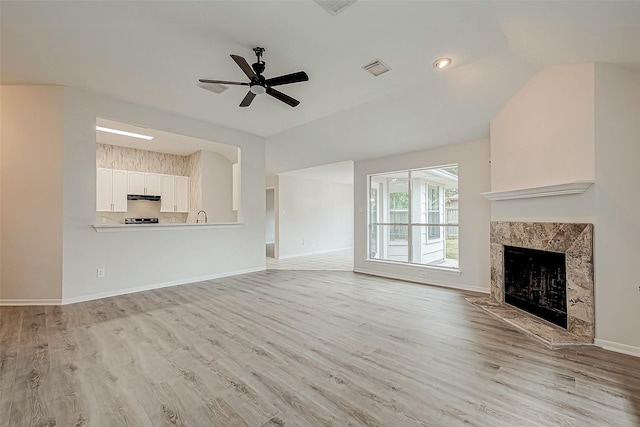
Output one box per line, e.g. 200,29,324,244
594,339,640,358
0,298,63,306
278,247,352,260
62,266,266,305
353,267,489,294
62,266,267,305
0,267,266,306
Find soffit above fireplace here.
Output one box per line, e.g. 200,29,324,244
480,180,593,201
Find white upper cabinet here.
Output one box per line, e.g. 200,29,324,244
96,168,112,211
160,174,189,212
97,168,128,212
160,174,175,212
128,171,145,194
112,170,128,211
145,173,162,196
128,171,162,195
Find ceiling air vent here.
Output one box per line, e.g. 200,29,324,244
197,81,228,94
314,0,357,16
362,59,391,77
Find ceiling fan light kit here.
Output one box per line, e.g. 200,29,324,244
199,47,309,108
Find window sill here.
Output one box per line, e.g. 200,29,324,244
364,258,461,275
93,222,243,233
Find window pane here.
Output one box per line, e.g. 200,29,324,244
369,224,408,263
411,225,459,268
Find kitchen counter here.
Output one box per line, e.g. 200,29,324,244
93,222,243,232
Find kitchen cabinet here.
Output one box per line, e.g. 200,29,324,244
128,171,162,195
97,168,127,212
145,173,162,195
160,174,189,213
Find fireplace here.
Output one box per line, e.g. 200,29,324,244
489,222,594,343
503,245,567,328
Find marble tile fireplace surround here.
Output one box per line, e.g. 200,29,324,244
469,221,594,348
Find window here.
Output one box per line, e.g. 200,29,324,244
368,165,458,269
427,184,441,240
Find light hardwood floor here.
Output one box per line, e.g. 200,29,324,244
1,270,639,426
266,249,353,271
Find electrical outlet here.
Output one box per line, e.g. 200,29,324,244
171,217,176,223
97,268,106,278
101,217,107,223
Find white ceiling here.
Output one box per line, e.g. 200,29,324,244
3,1,640,176
96,118,239,162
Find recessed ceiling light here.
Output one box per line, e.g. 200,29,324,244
433,58,452,70
96,126,154,140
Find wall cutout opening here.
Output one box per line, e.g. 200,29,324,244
95,118,240,225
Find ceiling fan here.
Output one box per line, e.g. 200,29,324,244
199,47,309,108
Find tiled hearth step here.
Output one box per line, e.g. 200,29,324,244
466,297,593,349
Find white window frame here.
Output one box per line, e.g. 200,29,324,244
367,165,458,270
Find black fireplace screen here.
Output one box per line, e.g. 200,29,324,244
503,245,567,328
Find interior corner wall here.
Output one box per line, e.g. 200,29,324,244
354,139,491,293
490,63,595,192
61,87,266,302
277,175,353,258
1,86,64,302
593,64,640,352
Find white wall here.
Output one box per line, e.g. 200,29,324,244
354,139,491,293
490,63,597,225
593,64,640,352
490,64,595,191
201,150,235,223
1,86,64,302
61,87,265,302
277,175,353,258
266,188,275,244
0,85,266,304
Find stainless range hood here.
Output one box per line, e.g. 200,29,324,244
127,194,161,201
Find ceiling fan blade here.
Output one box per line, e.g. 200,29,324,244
265,71,309,87
240,91,256,107
230,54,257,79
199,79,248,86
266,87,300,107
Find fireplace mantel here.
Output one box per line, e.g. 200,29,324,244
480,180,593,201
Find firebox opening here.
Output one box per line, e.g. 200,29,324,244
503,245,567,328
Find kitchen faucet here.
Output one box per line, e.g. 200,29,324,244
196,210,208,223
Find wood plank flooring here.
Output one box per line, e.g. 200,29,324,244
1,270,639,426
